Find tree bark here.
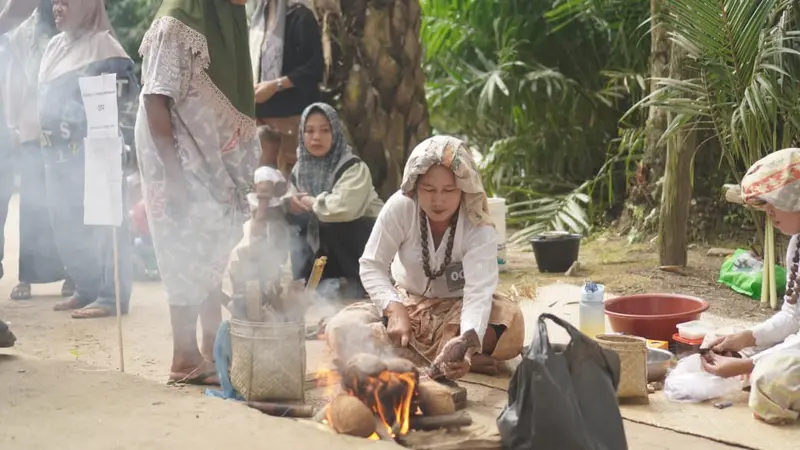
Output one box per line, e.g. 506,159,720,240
315,0,431,198
620,0,670,235
658,43,696,267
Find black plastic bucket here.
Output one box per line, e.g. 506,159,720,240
530,233,582,273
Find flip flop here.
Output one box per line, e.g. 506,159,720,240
71,307,115,319
9,283,31,301
54,296,89,311
167,365,220,386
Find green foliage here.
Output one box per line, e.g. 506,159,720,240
420,0,651,243
635,0,800,181
106,0,159,71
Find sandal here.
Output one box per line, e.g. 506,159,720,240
61,279,75,298
9,283,31,301
53,296,90,311
70,306,115,319
167,362,219,386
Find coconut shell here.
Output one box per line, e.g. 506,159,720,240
382,357,416,374
328,395,376,438
344,353,387,378
417,379,456,416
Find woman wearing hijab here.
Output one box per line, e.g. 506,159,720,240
136,0,260,385
284,102,383,298
1,0,72,301
249,0,323,175
324,136,525,379
39,0,138,319
698,148,800,424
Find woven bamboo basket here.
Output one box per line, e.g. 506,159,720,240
595,334,649,401
229,319,306,402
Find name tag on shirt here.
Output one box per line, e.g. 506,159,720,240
445,262,465,292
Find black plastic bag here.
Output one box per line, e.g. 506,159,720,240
497,313,628,450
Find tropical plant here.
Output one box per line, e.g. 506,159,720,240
630,0,800,262
420,0,651,244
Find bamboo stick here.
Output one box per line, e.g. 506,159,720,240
761,221,770,305
768,221,778,309
306,256,327,291
112,228,125,373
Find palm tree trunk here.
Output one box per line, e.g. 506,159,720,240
315,0,431,198
658,43,696,267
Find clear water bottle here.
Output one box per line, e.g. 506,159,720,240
579,281,606,339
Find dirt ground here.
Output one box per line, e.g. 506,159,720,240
0,194,764,448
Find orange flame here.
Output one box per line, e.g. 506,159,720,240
347,370,417,437
315,369,342,399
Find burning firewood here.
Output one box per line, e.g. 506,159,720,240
244,401,315,418
326,395,376,438
409,410,473,431
426,329,481,380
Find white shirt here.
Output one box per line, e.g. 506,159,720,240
359,192,498,344
751,234,800,361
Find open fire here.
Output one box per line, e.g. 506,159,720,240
318,353,419,439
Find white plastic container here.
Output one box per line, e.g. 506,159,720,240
579,282,606,338
676,320,715,340
487,197,508,272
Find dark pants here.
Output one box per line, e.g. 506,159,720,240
287,212,375,298
43,143,132,310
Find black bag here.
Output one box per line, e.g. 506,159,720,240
497,313,628,450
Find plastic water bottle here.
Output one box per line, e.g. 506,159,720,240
579,281,606,339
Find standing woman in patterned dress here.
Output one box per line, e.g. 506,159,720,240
136,0,261,385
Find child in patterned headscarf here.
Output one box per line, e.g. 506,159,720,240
700,148,800,424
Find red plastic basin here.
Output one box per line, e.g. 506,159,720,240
604,293,710,341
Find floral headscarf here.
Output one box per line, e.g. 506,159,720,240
294,102,354,197
741,148,800,212
401,135,493,227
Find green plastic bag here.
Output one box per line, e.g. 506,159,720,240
718,249,786,300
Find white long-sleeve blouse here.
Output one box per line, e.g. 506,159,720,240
751,234,800,361
359,191,498,343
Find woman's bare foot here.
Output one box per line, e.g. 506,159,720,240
470,353,501,375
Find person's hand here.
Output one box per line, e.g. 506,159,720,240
700,352,754,378
442,361,470,380
384,302,412,348
705,331,756,354
255,81,278,103
300,195,315,210
287,193,311,215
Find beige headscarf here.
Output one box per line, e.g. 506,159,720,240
38,0,129,83
741,148,800,212
400,135,493,227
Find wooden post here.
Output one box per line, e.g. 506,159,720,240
112,228,125,372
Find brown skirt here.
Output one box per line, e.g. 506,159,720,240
324,290,525,366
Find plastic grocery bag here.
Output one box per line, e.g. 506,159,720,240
664,354,742,403
718,249,786,300
497,313,628,450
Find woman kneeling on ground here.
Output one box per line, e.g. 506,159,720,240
700,147,800,424
324,135,524,379
284,102,383,298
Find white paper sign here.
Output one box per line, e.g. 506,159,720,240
79,73,123,226
83,137,124,226
78,73,119,139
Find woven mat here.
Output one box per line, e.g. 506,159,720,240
620,392,800,450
